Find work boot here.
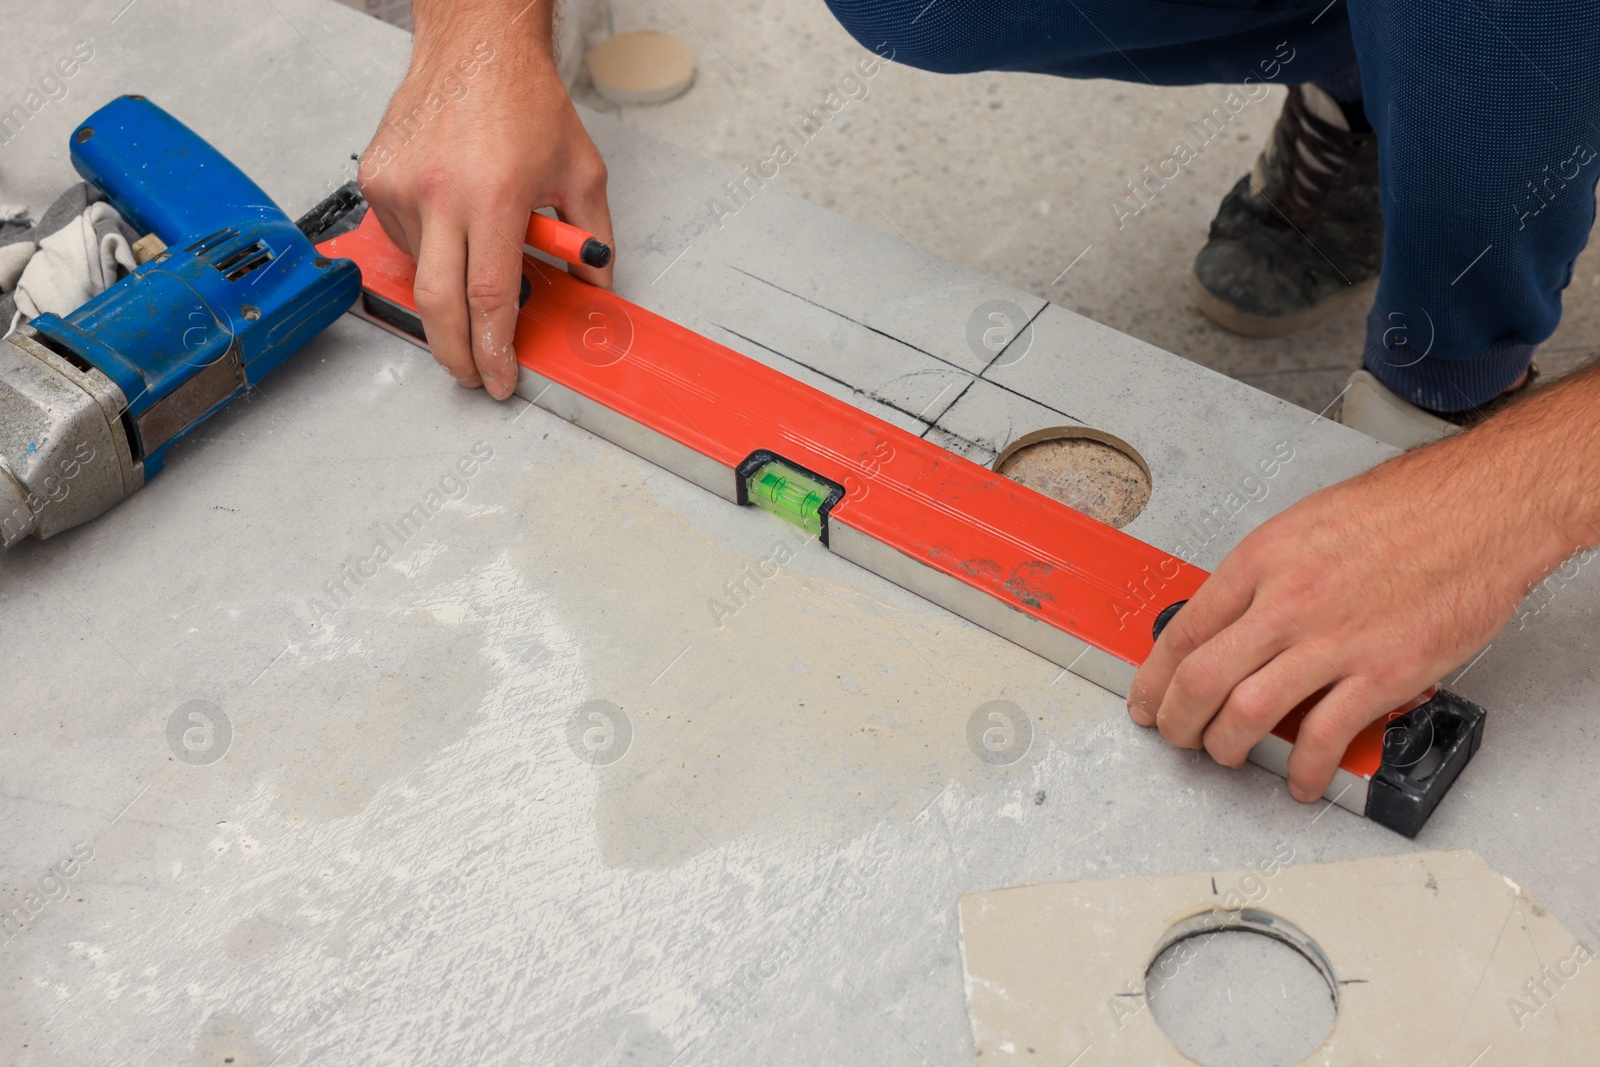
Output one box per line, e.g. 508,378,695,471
1193,84,1382,337
1339,363,1540,450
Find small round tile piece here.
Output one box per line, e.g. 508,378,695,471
586,31,695,106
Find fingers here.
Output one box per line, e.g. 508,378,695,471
358,45,616,402
1128,574,1254,726
554,155,614,290
367,199,418,259
464,210,527,400
358,152,420,259
1200,647,1338,769
412,223,477,389
1154,612,1293,749
1285,682,1385,802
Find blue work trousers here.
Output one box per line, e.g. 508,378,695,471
826,0,1600,410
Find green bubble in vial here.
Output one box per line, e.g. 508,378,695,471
749,462,829,537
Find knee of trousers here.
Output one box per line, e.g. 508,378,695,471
822,0,1089,75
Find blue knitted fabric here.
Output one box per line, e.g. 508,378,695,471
825,0,1600,410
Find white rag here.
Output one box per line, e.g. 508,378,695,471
13,201,138,322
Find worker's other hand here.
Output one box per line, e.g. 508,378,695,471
1127,430,1564,802
358,18,613,400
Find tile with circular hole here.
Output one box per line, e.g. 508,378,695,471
958,850,1600,1064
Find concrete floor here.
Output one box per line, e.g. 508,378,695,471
582,0,1600,412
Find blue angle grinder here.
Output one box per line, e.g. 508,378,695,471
0,95,361,547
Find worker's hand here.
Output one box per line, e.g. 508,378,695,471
1127,429,1567,802
358,19,613,400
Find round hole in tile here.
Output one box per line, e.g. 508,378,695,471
1145,909,1338,1067
993,427,1151,528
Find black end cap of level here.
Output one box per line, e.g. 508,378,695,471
295,180,367,244
580,237,613,269
1364,689,1488,838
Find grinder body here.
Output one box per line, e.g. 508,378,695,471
0,95,360,547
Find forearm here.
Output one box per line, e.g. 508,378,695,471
1492,360,1600,560
411,0,555,68
1407,360,1600,587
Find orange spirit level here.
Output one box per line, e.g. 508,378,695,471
312,200,1485,837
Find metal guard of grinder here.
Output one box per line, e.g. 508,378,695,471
0,95,361,547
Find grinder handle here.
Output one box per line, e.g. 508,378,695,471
68,94,294,247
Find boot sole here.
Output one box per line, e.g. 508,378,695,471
1190,274,1376,338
